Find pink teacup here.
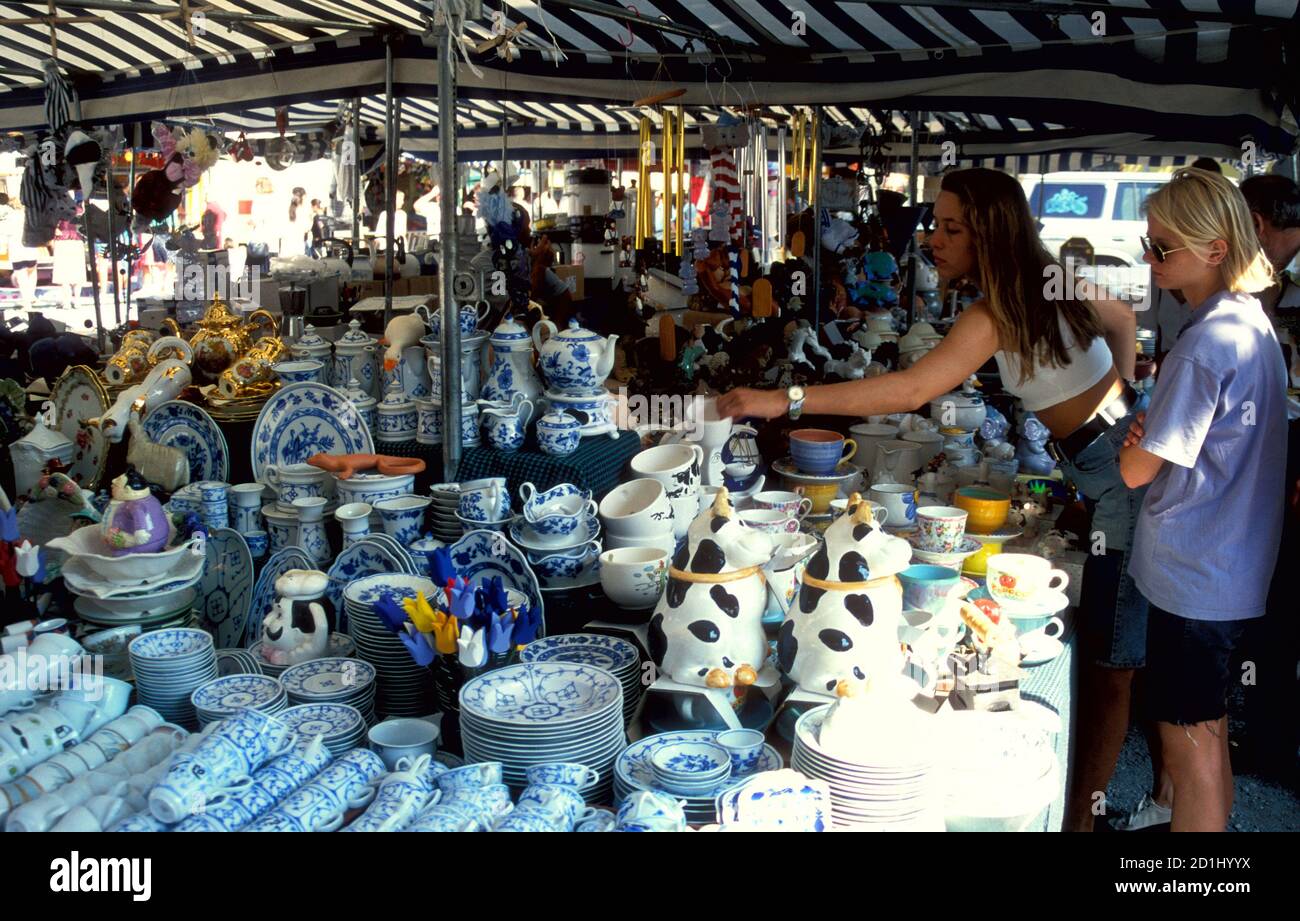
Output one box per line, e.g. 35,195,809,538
737,509,801,536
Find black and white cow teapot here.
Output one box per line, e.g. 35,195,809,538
647,488,775,690
261,569,333,666
778,494,913,697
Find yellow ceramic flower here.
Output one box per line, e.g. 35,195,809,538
432,615,459,655
403,592,439,634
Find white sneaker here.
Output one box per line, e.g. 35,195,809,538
1111,793,1172,831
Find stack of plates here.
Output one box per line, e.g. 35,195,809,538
280,658,377,724
343,575,439,717
279,703,367,758
81,625,142,681
613,731,784,826
459,662,625,805
791,705,944,831
247,634,355,679
73,587,199,632
216,648,265,677
128,628,219,730
520,633,642,725
191,674,288,728
429,483,462,543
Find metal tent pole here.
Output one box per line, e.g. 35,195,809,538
383,40,398,330
905,110,921,329
777,126,786,259
71,98,106,353
351,97,362,248
812,106,822,331
106,161,120,325
125,136,136,321
438,24,462,483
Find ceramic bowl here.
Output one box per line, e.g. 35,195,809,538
650,741,732,792
603,530,676,557
521,487,598,539
45,528,200,582
525,541,602,581
599,547,670,610
953,486,1011,535
334,473,417,510
599,479,673,538
962,533,1006,577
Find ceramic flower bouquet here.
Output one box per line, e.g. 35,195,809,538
369,546,542,709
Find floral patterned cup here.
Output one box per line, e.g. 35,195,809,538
915,506,968,553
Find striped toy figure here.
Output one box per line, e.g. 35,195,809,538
728,246,741,316
709,149,742,242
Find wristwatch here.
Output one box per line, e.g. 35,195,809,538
787,385,806,420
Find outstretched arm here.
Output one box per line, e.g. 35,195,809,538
717,304,1000,420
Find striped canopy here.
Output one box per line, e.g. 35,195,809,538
0,1,1293,157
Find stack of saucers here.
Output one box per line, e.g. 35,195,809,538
429,483,463,544
520,633,642,725
278,703,367,758
216,647,265,677
128,628,218,730
790,705,944,831
343,574,439,717
279,657,377,725
459,662,624,805
190,674,288,728
649,740,733,795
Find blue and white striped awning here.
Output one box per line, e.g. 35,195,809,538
0,2,1293,154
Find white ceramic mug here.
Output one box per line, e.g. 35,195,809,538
986,553,1070,605
599,479,674,538
630,444,705,500
869,484,917,529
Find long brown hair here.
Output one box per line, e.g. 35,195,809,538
940,168,1105,381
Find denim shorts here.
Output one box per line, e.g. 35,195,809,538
1057,404,1151,669
1140,604,1246,725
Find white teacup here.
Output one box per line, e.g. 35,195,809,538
599,479,673,539
986,554,1070,606
630,444,705,500
750,490,813,520
737,509,801,536
829,498,889,526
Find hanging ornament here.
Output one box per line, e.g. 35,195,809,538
64,129,101,194
41,59,76,135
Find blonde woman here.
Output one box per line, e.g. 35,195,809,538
1120,168,1287,832
719,168,1147,832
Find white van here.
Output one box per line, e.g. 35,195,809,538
1019,172,1171,266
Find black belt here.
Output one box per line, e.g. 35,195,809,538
1046,384,1140,465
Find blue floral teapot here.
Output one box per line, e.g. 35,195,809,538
532,319,618,394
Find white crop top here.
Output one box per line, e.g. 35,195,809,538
993,315,1113,411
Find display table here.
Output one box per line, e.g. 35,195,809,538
456,431,643,500
1019,614,1077,832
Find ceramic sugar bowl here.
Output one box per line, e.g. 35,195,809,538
376,380,417,443
777,494,913,696
536,409,582,456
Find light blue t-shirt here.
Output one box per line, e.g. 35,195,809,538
1130,290,1288,621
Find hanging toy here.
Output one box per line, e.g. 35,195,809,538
20,136,76,248
63,129,102,194
132,123,217,224
231,131,254,163
41,59,77,135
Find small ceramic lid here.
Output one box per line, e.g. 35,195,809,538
490,315,532,347
337,319,376,348
938,389,983,408
552,319,602,343
537,409,581,432
342,378,376,409
379,380,413,410
295,324,328,349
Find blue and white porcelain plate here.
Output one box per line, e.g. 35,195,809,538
143,400,229,484
279,703,365,740
520,633,638,673
280,658,376,699
199,529,254,650
343,574,439,609
327,541,408,628
244,547,315,645
251,382,374,480
616,731,783,800
459,662,620,726
450,530,545,636
361,533,422,574
191,674,283,713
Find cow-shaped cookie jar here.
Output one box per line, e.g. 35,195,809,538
648,488,774,690
778,494,913,697
261,569,333,666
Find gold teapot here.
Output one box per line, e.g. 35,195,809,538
218,334,289,399
104,325,192,386
188,295,278,381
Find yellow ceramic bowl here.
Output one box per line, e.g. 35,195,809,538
962,533,1006,577
953,486,1011,535
799,483,840,514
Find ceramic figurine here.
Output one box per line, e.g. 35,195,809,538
100,468,172,555
261,569,332,665
647,488,774,690
125,402,190,493
822,344,871,380
306,453,426,479
777,494,913,696
1014,413,1057,476
788,321,831,369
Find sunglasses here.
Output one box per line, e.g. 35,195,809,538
1140,235,1187,263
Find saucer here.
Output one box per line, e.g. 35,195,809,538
1019,632,1064,667
508,516,600,552
771,458,863,486
907,534,982,566
981,589,1069,617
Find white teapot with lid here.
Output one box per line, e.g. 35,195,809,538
532,319,618,394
